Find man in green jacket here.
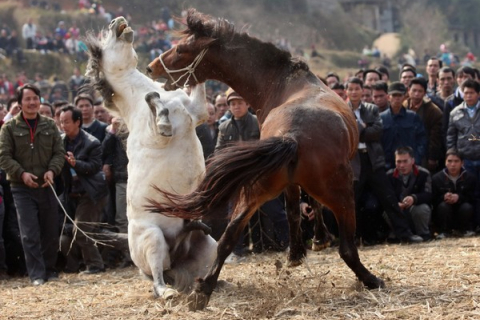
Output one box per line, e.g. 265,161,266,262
0,84,64,285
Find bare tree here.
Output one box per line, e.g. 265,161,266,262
400,1,449,58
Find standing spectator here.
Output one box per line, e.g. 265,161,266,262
214,92,229,123
426,57,442,96
34,73,52,102
446,79,480,228
75,94,107,142
195,102,216,160
325,72,340,86
363,69,381,86
403,77,444,173
376,66,390,83
93,99,111,125
329,82,347,101
59,106,108,274
372,81,390,112
430,66,455,112
0,168,7,279
400,68,416,89
68,67,86,101
0,84,65,285
387,146,433,241
49,77,69,102
39,102,54,118
380,82,427,170
362,84,373,103
443,66,476,137
432,149,476,238
346,77,422,244
21,18,36,49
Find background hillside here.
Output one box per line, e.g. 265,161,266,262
1,0,480,84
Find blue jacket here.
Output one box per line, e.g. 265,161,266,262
380,107,427,170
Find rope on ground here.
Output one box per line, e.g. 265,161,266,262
47,181,114,252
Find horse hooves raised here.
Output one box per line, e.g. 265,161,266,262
187,291,211,311
311,241,331,251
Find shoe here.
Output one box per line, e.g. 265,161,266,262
224,253,245,264
0,269,9,280
403,235,423,243
436,233,446,240
463,231,475,237
80,266,105,274
47,272,59,281
32,279,45,286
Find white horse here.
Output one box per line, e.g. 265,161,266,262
84,16,217,299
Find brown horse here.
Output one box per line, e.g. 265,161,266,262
146,9,384,309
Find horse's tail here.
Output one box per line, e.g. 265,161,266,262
147,136,298,220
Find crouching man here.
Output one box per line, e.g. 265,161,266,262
387,146,433,241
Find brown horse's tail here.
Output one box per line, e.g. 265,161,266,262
147,136,298,220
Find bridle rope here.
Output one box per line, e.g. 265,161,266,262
159,48,208,88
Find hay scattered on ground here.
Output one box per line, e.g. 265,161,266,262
2,237,480,319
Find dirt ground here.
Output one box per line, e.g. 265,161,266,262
2,237,480,319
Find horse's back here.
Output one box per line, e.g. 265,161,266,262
262,86,358,159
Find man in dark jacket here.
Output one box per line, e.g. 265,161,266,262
432,149,476,238
381,82,427,170
75,94,108,142
59,106,108,274
403,77,444,173
0,84,65,285
347,77,423,244
387,146,433,241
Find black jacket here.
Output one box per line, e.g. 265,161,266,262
83,119,108,143
431,168,476,208
215,112,260,150
350,102,386,179
102,131,128,182
387,165,432,205
62,130,108,203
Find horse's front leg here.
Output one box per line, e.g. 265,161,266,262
188,202,257,311
284,185,306,267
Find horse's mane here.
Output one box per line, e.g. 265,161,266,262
83,31,116,111
184,8,310,74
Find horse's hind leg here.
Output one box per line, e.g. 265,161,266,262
131,227,178,299
284,185,306,267
310,164,384,289
310,198,334,251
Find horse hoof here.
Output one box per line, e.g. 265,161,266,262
162,288,179,300
364,276,385,289
187,291,210,311
286,259,303,268
153,286,178,300
312,241,330,251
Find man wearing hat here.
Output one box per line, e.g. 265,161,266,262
215,88,260,149
215,89,289,262
380,82,427,171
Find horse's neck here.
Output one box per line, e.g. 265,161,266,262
106,69,154,119
208,49,308,122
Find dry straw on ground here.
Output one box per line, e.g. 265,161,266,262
2,237,480,319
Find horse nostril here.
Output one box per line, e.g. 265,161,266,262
146,66,152,74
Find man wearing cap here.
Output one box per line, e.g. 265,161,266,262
216,88,260,149
74,94,108,143
216,89,289,261
380,82,427,171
